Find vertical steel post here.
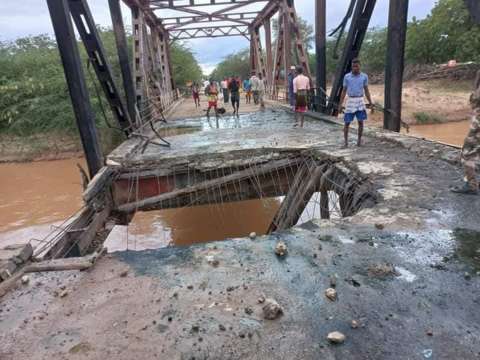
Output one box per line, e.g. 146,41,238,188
384,0,409,132
315,0,327,112
46,0,102,178
264,18,273,89
282,1,292,102
109,0,137,124
250,29,256,74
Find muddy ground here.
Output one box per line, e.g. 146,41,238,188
1,107,480,359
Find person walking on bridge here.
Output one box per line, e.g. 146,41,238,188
243,78,252,104
205,80,219,118
250,72,260,105
451,71,480,195
338,58,373,148
293,66,310,128
221,78,229,104
229,76,241,116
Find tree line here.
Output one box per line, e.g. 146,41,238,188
0,29,202,136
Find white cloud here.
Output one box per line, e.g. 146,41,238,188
0,0,437,67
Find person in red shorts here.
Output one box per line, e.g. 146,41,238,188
191,82,200,108
205,79,219,118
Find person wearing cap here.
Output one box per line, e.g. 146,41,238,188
288,66,296,110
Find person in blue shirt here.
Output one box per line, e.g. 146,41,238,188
338,58,373,147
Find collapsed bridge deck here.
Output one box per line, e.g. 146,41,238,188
2,108,480,359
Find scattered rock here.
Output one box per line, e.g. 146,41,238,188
464,272,471,280
206,255,219,267
226,286,235,292
249,232,257,240
59,290,68,298
262,298,283,320
187,285,194,290
244,307,253,315
21,275,30,285
274,241,288,257
368,263,398,278
257,295,266,304
327,331,346,344
325,288,337,302
351,320,359,329
375,223,385,230
426,329,433,336
69,342,93,354
219,324,226,331
119,270,128,278
191,325,200,333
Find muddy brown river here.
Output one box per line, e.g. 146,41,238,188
0,120,469,251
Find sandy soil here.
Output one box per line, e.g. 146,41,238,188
367,79,473,126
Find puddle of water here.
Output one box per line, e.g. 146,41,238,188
105,198,282,252
406,120,470,147
105,191,342,252
451,228,480,271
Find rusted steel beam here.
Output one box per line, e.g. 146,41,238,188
284,0,311,78
46,0,103,178
315,0,327,111
272,5,285,98
250,0,280,30
164,32,175,93
384,0,409,132
68,0,133,133
163,2,256,30
132,5,147,112
250,33,257,74
171,25,249,40
160,11,259,25
149,0,267,9
282,0,292,101
122,0,166,31
264,17,273,87
109,0,137,123
252,26,267,80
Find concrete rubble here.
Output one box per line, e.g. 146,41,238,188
0,243,33,282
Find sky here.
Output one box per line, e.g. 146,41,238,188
0,0,437,74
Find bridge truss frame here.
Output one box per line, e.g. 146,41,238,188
46,0,480,178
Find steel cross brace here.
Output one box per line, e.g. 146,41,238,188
327,0,377,115
68,0,133,134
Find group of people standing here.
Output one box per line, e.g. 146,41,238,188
190,73,267,118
